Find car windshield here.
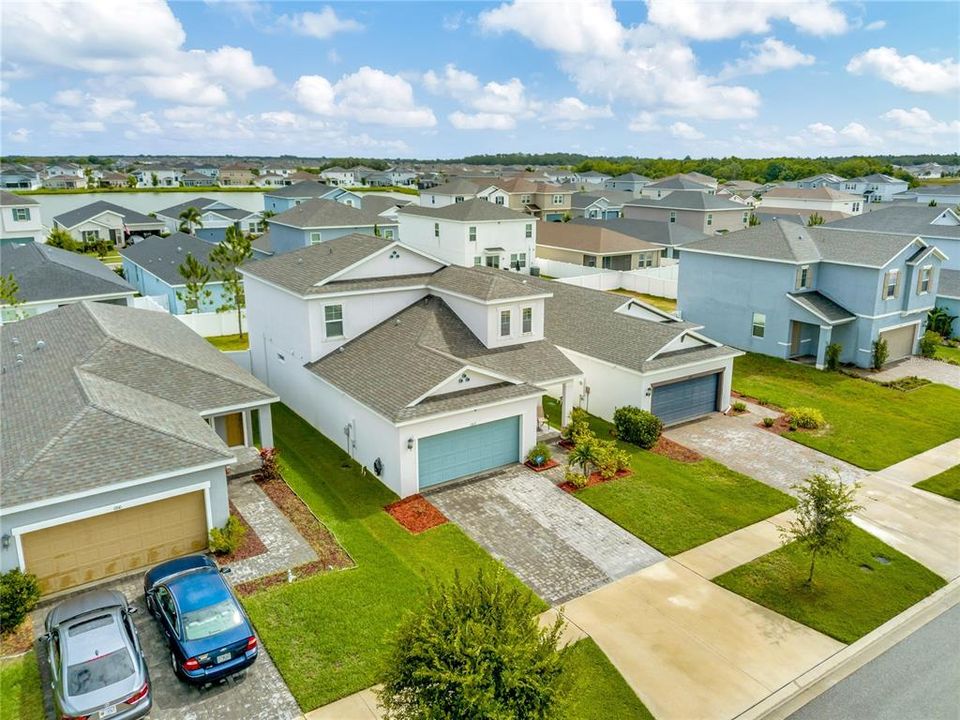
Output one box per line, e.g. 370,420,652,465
182,599,243,641
67,649,135,696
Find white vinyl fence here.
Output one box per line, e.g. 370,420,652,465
533,258,678,299
174,309,247,337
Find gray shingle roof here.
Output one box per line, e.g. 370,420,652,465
938,269,960,299
155,197,219,219
53,201,161,228
399,198,531,222
916,184,960,196
1,242,134,303
424,179,482,195
120,232,223,285
429,265,548,301
269,198,389,229
824,205,960,240
626,190,745,211
571,190,636,210
610,173,650,182
536,222,659,254
788,291,856,324
1,302,276,507
645,177,712,191
568,217,708,247
360,194,410,215
0,190,38,206
263,180,336,198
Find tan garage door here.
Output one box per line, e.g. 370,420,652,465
879,324,917,362
21,491,208,595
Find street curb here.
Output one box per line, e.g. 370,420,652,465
734,577,960,720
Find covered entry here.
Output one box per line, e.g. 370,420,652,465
879,323,918,362
651,372,720,426
418,416,520,489
20,491,208,594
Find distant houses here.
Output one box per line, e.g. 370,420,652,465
0,191,44,243
52,201,165,247
155,198,263,241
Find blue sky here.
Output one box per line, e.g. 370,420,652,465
1,1,958,159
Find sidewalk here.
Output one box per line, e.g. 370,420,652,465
673,510,794,579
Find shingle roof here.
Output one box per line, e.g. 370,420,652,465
938,269,960,299
269,198,388,229
1,242,134,303
762,186,861,201
788,291,856,324
429,265,549,301
0,190,38,206
645,177,713,191
1,302,276,507
537,221,659,254
824,205,960,239
424,179,483,195
626,190,745,211
568,217,708,247
155,197,219,219
571,190,636,210
120,232,224,285
360,194,411,215
263,180,336,198
915,184,960,196
399,198,531,222
54,201,160,228
610,173,651,182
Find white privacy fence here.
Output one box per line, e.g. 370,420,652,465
129,295,168,312
174,309,247,337
533,259,678,299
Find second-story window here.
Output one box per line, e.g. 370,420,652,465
500,310,511,337
918,266,933,294
455,196,464,203
706,213,713,227
310,232,322,245
552,194,563,205
742,211,749,224
795,265,812,290
469,226,477,242
522,307,532,334
669,211,676,224
883,269,900,299
525,223,532,238
521,194,531,204
434,222,440,238
324,304,344,338
12,208,30,221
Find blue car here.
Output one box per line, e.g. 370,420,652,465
143,555,258,685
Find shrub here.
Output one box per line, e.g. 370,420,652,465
786,407,826,430
561,408,591,444
525,442,552,467
756,397,769,407
731,401,747,413
825,342,842,371
565,469,589,489
0,569,41,633
255,447,281,483
613,406,663,449
593,439,626,480
762,417,776,428
918,330,940,358
871,337,888,370
209,515,247,555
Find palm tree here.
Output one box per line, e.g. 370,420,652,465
178,206,203,235
568,441,598,477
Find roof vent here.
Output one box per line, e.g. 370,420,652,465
176,246,182,252
11,337,19,346
297,257,303,263
337,346,345,353
15,353,24,364
35,340,45,351
395,318,401,325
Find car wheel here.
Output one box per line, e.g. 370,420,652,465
145,595,156,617
170,651,180,679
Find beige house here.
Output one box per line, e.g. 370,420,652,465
219,163,257,186
480,178,574,221
758,186,864,217
536,220,661,270
624,191,750,235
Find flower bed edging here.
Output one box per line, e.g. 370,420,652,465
524,459,561,473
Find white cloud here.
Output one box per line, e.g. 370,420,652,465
847,47,960,93
53,90,135,118
140,73,230,106
720,37,815,78
449,112,516,130
0,96,24,113
423,64,481,97
7,128,30,143
544,97,613,129
790,121,881,150
645,0,848,40
327,49,341,64
864,20,886,31
294,67,436,127
479,0,624,56
628,111,660,132
424,64,541,130
199,46,276,95
669,121,705,140
276,7,363,38
442,12,464,31
50,118,106,135
882,107,960,135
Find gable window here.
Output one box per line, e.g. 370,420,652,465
500,310,511,337
522,307,533,334
883,269,900,300
310,232,322,245
669,211,676,224
552,194,563,205
324,304,344,338
383,229,394,240
795,264,812,290
434,222,440,238
12,208,30,221
706,213,713,227
751,312,766,338
469,226,477,242
917,265,933,294
495,195,505,205
455,196,464,203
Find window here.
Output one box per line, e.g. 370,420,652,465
742,211,749,224
795,264,811,290
81,229,100,243
853,203,860,213
430,195,436,204
485,255,500,268
510,253,527,269
434,223,440,238
500,310,511,337
455,196,464,203
552,194,563,205
521,194,532,205
522,307,533,334
751,313,766,338
495,195,505,205
706,213,713,227
589,209,599,218
917,266,933,294
474,256,482,266
469,226,477,242
669,211,676,224
383,229,394,239
12,208,30,221
525,223,533,239
324,304,344,338
309,232,322,245
185,295,198,313
883,269,900,300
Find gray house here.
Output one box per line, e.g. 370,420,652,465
603,173,651,193
267,198,399,254
624,191,751,235
568,217,707,259
262,180,361,213
829,174,909,203
571,190,636,219
678,220,947,368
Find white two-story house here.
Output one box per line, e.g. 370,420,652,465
0,191,43,243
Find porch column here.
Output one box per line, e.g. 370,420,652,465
259,405,274,448
815,326,833,370
242,409,253,447
560,380,576,426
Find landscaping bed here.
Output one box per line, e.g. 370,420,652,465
914,465,960,502
524,458,561,472
217,501,267,564
559,469,632,493
385,495,448,533
0,617,33,658
651,435,702,463
714,522,946,644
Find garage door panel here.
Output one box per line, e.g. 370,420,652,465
21,491,208,595
651,373,720,426
879,324,916,362
418,416,521,489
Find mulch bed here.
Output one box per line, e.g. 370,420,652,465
730,390,785,414
385,495,448,534
560,468,632,493
216,501,267,565
651,436,703,463
757,414,791,436
0,617,34,658
524,458,561,473
558,439,576,450
235,472,354,597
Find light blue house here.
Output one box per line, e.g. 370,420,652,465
155,198,263,242
603,173,651,193
829,174,909,203
571,190,634,219
678,219,948,368
267,199,399,255
263,180,361,213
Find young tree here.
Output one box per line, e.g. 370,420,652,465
806,212,825,227
151,172,159,187
780,473,862,585
46,227,79,252
748,212,761,226
125,174,137,188
0,273,23,321
178,206,203,235
176,253,212,313
568,439,598,477
210,225,252,337
379,569,568,720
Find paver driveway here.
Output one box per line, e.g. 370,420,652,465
34,574,301,720
427,467,664,605
851,356,960,390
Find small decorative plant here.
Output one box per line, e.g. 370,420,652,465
825,342,842,371
255,447,281,482
871,337,888,370
762,417,776,428
209,515,247,555
565,468,589,489
525,442,552,468
918,330,940,359
786,407,826,430
731,401,747,413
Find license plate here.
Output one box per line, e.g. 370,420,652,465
216,652,232,664
99,706,117,719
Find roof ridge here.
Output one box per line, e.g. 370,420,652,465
8,386,92,483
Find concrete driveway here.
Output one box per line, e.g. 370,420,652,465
34,573,301,720
853,356,960,390
427,468,664,605
562,560,844,720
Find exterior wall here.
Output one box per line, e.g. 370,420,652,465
418,192,476,208
398,214,535,269
935,295,960,337
121,259,226,315
0,204,43,242
336,245,441,280
0,465,229,573
267,222,395,255
60,213,125,244
623,205,749,234
760,197,862,215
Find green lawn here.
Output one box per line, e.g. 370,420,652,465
205,334,250,351
914,465,960,501
610,289,678,313
565,639,653,720
934,343,960,364
715,523,946,644
0,651,44,720
243,405,549,710
543,398,794,555
733,353,960,470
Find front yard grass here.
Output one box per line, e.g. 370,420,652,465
934,343,960,364
914,465,960,501
565,639,653,720
609,288,678,313
714,522,946,644
0,651,44,720
733,353,960,470
205,334,249,351
543,398,794,555
242,405,548,710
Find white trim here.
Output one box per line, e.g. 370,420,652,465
201,398,278,418
431,285,552,306
58,210,126,230
536,242,658,257
6,290,137,309
878,319,922,335
319,241,447,286
268,219,397,232
406,364,526,408
395,389,543,428
785,293,856,326
556,344,742,380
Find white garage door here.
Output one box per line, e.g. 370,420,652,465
879,324,917,362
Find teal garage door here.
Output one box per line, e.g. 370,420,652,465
418,416,521,489
651,373,720,426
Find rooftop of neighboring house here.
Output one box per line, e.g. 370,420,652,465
359,194,412,215
762,186,863,202
625,190,746,212
644,176,714,191
322,165,347,173
796,173,846,184
399,197,531,223
536,220,660,255
721,180,761,192
939,269,960,299
571,190,637,210
568,217,709,247
0,190,38,206
54,200,160,228
155,197,219,217
849,173,903,184
0,301,276,507
269,198,390,229
425,178,484,196
915,183,960,196
120,232,228,285
263,179,336,198
754,209,850,225
488,177,572,195
682,218,944,268
609,173,651,182
0,241,134,304
823,204,960,239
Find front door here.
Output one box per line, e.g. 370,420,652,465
790,322,802,356
485,255,500,268
224,412,245,446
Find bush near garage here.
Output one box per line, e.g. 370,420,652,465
613,406,663,449
209,515,248,555
918,330,940,358
786,407,826,430
0,569,41,634
525,442,553,468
